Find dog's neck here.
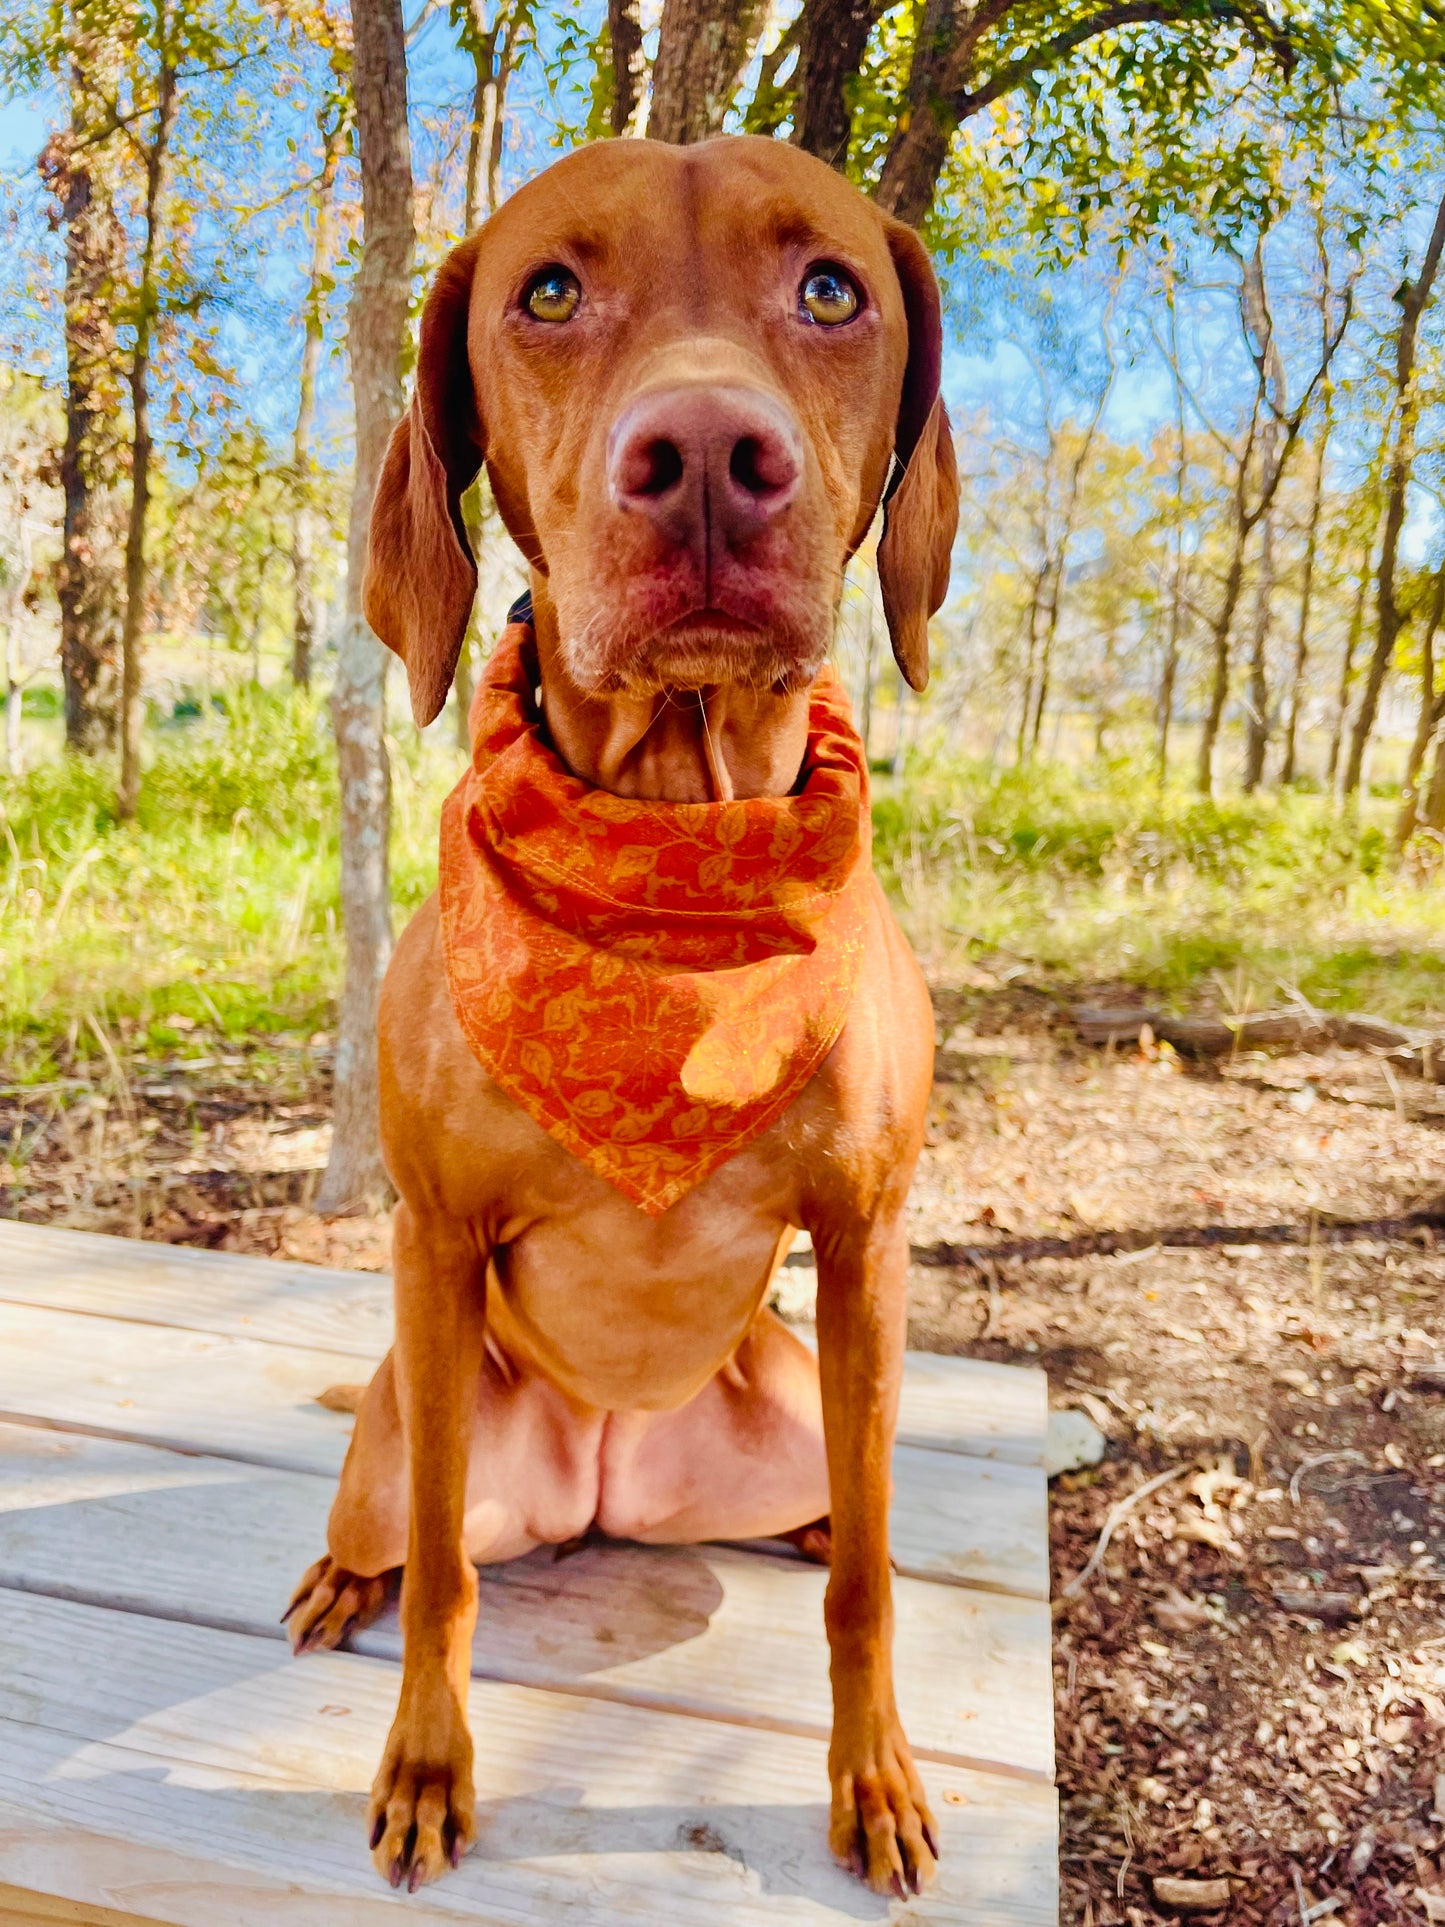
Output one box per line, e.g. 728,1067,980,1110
530,592,812,804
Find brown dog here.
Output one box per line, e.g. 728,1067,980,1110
285,134,959,1898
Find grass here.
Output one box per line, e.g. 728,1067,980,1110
871,754,1445,1023
0,685,459,1083
3,686,1444,1089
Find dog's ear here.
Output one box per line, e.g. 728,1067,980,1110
364,235,484,726
876,221,960,693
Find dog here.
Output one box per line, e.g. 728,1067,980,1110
284,133,959,1899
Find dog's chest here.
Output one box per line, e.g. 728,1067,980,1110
476,1111,806,1411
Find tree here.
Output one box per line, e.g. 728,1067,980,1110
650,0,769,142
113,8,180,822
1342,183,1445,800
39,29,125,756
1188,239,1350,795
317,0,414,1212
1393,556,1445,848
291,86,351,690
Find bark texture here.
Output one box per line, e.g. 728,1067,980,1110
115,42,178,823
607,0,646,135
42,56,125,757
317,0,415,1212
792,0,880,166
291,103,347,690
649,0,770,142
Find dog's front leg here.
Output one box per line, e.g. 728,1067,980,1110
368,1199,487,1891
812,1204,937,1898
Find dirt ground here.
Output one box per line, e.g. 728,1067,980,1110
5,981,1445,1927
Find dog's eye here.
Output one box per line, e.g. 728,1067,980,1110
524,266,582,323
799,265,860,326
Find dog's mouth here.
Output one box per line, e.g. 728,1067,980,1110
593,608,824,695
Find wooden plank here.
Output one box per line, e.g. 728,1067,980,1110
0,1220,393,1361
0,1425,1052,1781
0,1223,1046,1465
0,1309,1049,1600
0,1590,1058,1926
0,1883,177,1927
0,1302,361,1478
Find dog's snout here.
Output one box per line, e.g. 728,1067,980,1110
607,386,802,547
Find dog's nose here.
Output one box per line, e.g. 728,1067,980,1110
607,386,802,548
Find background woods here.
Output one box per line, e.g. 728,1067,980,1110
1,0,1443,1195
7,5,1445,1923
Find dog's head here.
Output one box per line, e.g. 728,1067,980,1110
366,137,959,724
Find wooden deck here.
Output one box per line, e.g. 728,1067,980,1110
0,1218,1058,1925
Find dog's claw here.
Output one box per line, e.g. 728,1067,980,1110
370,1813,386,1850
922,1817,939,1859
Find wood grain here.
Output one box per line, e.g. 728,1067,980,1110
0,1591,1058,1926
0,1308,1049,1599
0,1424,1052,1779
0,1223,1047,1465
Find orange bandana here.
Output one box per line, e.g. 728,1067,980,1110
438,622,873,1216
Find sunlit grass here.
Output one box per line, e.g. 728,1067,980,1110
872,755,1445,1023
0,685,463,1082
4,689,1443,1090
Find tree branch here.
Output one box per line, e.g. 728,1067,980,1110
954,0,1292,124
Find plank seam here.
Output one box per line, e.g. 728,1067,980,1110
0,1578,1054,1787
0,1408,338,1479
0,1291,386,1362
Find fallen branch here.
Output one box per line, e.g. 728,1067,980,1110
1072,1003,1445,1081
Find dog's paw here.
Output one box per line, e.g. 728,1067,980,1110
828,1713,938,1898
367,1690,476,1891
282,1554,390,1655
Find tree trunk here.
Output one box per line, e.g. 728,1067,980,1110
44,49,124,757
1327,563,1367,792
1016,570,1043,763
1241,510,1274,793
607,0,645,134
1424,722,1445,834
1196,527,1247,796
291,105,346,690
1033,331,1112,755
115,43,178,824
792,0,879,166
317,0,415,1212
1157,591,1181,784
1157,279,1188,784
1238,241,1284,796
463,0,515,227
1280,407,1329,786
1343,184,1445,802
1394,563,1445,850
649,0,770,142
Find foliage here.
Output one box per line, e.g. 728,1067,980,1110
4,688,1444,1092
0,684,452,1077
874,754,1445,1019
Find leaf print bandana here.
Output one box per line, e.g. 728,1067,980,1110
438,618,874,1216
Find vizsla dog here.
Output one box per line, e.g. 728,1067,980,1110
285,134,959,1898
